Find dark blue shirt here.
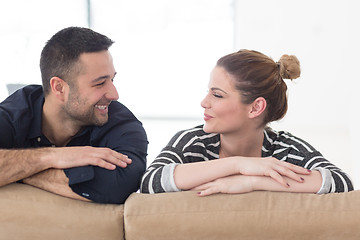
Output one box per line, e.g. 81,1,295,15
0,85,148,204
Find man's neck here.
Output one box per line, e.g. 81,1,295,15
42,98,82,147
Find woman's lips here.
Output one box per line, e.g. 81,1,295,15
204,114,213,121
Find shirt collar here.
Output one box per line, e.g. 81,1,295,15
27,95,92,142
27,93,45,140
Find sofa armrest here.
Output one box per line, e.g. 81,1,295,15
0,183,124,240
124,190,360,240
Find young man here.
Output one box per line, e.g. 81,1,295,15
0,27,148,204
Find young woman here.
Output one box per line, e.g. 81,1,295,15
141,49,353,196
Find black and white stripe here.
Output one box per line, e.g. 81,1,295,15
140,125,353,194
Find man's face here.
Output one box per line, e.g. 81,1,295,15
62,50,119,127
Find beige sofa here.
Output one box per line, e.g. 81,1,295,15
1,183,360,240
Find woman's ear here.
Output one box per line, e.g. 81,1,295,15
49,77,67,102
249,97,267,119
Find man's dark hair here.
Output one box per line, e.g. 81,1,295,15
40,26,114,95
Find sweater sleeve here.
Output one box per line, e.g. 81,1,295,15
265,129,353,194
302,151,353,193
140,146,183,193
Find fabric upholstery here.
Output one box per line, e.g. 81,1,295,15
0,183,124,240
124,190,360,240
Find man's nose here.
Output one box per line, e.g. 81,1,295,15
106,81,119,101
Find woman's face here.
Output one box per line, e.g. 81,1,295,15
201,66,252,134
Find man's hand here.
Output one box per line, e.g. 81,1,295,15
49,146,132,170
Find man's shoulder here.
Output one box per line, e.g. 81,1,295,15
0,84,43,118
107,101,139,124
90,101,146,141
0,85,44,147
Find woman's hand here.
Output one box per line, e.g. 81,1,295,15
232,156,311,188
193,175,254,196
193,169,321,196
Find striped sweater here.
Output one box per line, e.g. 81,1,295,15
140,125,353,194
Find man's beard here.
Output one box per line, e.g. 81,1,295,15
63,91,108,127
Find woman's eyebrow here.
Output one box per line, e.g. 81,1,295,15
210,87,228,94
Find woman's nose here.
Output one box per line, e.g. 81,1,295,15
200,94,210,109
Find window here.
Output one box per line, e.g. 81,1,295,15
0,0,234,162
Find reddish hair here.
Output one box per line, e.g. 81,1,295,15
216,49,300,125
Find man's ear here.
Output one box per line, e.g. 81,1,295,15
249,97,267,119
49,77,67,101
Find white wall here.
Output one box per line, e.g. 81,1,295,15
233,0,360,189
0,0,358,189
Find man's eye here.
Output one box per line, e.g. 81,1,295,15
95,82,105,86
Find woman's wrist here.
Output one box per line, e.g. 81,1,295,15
228,156,243,175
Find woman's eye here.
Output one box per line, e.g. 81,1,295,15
213,93,223,98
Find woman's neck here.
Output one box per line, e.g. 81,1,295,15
219,128,264,158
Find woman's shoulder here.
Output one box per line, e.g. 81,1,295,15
167,124,219,149
264,127,317,153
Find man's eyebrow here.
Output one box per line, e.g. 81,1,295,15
91,72,117,83
210,87,228,94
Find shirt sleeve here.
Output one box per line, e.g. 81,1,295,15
315,168,332,194
286,149,354,193
269,130,354,194
65,120,148,204
0,107,16,148
140,146,184,193
141,126,216,194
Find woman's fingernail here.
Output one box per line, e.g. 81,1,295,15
197,192,202,195
300,177,305,181
287,183,290,187
307,169,312,172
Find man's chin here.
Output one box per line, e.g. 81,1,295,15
92,116,109,127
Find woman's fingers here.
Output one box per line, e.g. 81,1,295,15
268,170,290,188
271,165,302,184
280,161,311,175
273,161,311,183
197,186,219,196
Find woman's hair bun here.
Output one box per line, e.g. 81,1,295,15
278,54,300,80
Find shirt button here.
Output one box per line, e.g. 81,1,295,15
37,137,41,142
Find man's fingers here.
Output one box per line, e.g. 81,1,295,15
86,148,132,169
119,154,132,164
95,148,132,168
93,158,117,170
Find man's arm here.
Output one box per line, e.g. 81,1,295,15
63,122,148,204
23,168,90,201
0,148,51,186
0,147,131,200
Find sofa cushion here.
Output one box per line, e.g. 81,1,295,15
124,190,360,240
0,183,124,240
